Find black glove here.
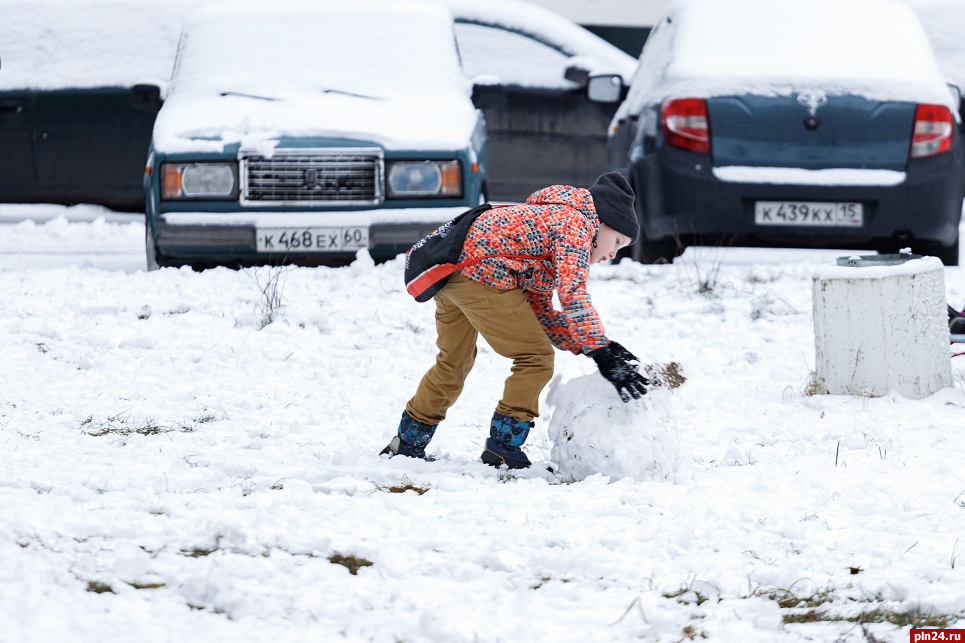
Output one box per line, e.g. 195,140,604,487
607,340,641,371
589,344,650,402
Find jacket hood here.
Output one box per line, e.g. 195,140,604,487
525,185,599,224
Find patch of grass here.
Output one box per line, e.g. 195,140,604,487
86,581,114,594
126,581,166,590
756,585,959,629
783,607,953,628
664,586,712,606
84,412,197,437
328,553,373,576
802,371,821,396
531,576,552,590
496,467,520,482
680,242,727,296
871,607,953,629
181,534,223,558
531,575,572,590
760,587,835,610
680,625,708,640
783,609,833,624
247,264,292,328
181,547,219,558
186,603,225,614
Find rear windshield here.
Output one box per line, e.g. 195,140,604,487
670,0,941,85
617,0,954,117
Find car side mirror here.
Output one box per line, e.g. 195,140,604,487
564,64,590,87
130,84,162,113
472,84,507,110
587,74,625,104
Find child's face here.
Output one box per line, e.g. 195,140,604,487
590,224,632,264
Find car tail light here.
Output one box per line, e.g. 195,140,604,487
910,104,954,159
662,98,710,154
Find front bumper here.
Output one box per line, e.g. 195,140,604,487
151,207,468,265
634,146,965,249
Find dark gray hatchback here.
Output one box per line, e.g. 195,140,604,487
602,0,965,265
0,1,195,211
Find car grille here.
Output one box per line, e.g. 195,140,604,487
241,148,384,206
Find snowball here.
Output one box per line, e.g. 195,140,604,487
545,373,683,483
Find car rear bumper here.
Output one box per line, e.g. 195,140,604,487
634,147,964,249
151,207,467,265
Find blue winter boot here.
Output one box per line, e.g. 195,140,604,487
481,411,533,469
380,411,438,460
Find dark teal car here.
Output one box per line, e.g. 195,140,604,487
144,1,488,269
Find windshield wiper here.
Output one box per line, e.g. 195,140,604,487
219,91,277,102
321,87,382,100
219,88,381,101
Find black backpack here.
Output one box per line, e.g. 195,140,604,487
404,204,493,302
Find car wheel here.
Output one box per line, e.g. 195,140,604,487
145,225,161,271
633,232,680,264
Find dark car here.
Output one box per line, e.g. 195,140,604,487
447,0,636,202
600,0,965,265
0,1,195,211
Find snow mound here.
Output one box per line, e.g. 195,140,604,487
545,370,684,483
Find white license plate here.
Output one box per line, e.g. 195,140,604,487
255,227,368,253
754,201,863,227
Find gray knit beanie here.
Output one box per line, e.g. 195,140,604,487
589,171,639,242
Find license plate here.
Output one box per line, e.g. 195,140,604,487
256,227,368,253
754,201,863,227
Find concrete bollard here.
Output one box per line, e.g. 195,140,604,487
811,254,951,399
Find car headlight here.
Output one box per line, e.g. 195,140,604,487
162,162,237,199
386,160,462,198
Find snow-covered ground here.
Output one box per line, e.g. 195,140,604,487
1,206,964,641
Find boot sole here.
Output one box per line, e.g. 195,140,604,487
481,448,531,470
380,437,433,461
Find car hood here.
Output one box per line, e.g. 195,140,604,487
152,90,480,154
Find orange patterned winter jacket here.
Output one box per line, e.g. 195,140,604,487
456,185,607,355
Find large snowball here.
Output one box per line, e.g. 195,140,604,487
545,372,683,483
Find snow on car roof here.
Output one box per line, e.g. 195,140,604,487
172,1,469,98
0,0,199,91
618,0,956,119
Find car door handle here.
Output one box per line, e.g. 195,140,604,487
0,100,23,113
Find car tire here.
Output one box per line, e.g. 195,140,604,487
145,225,161,271
633,232,680,264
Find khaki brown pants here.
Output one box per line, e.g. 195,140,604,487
406,274,555,425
